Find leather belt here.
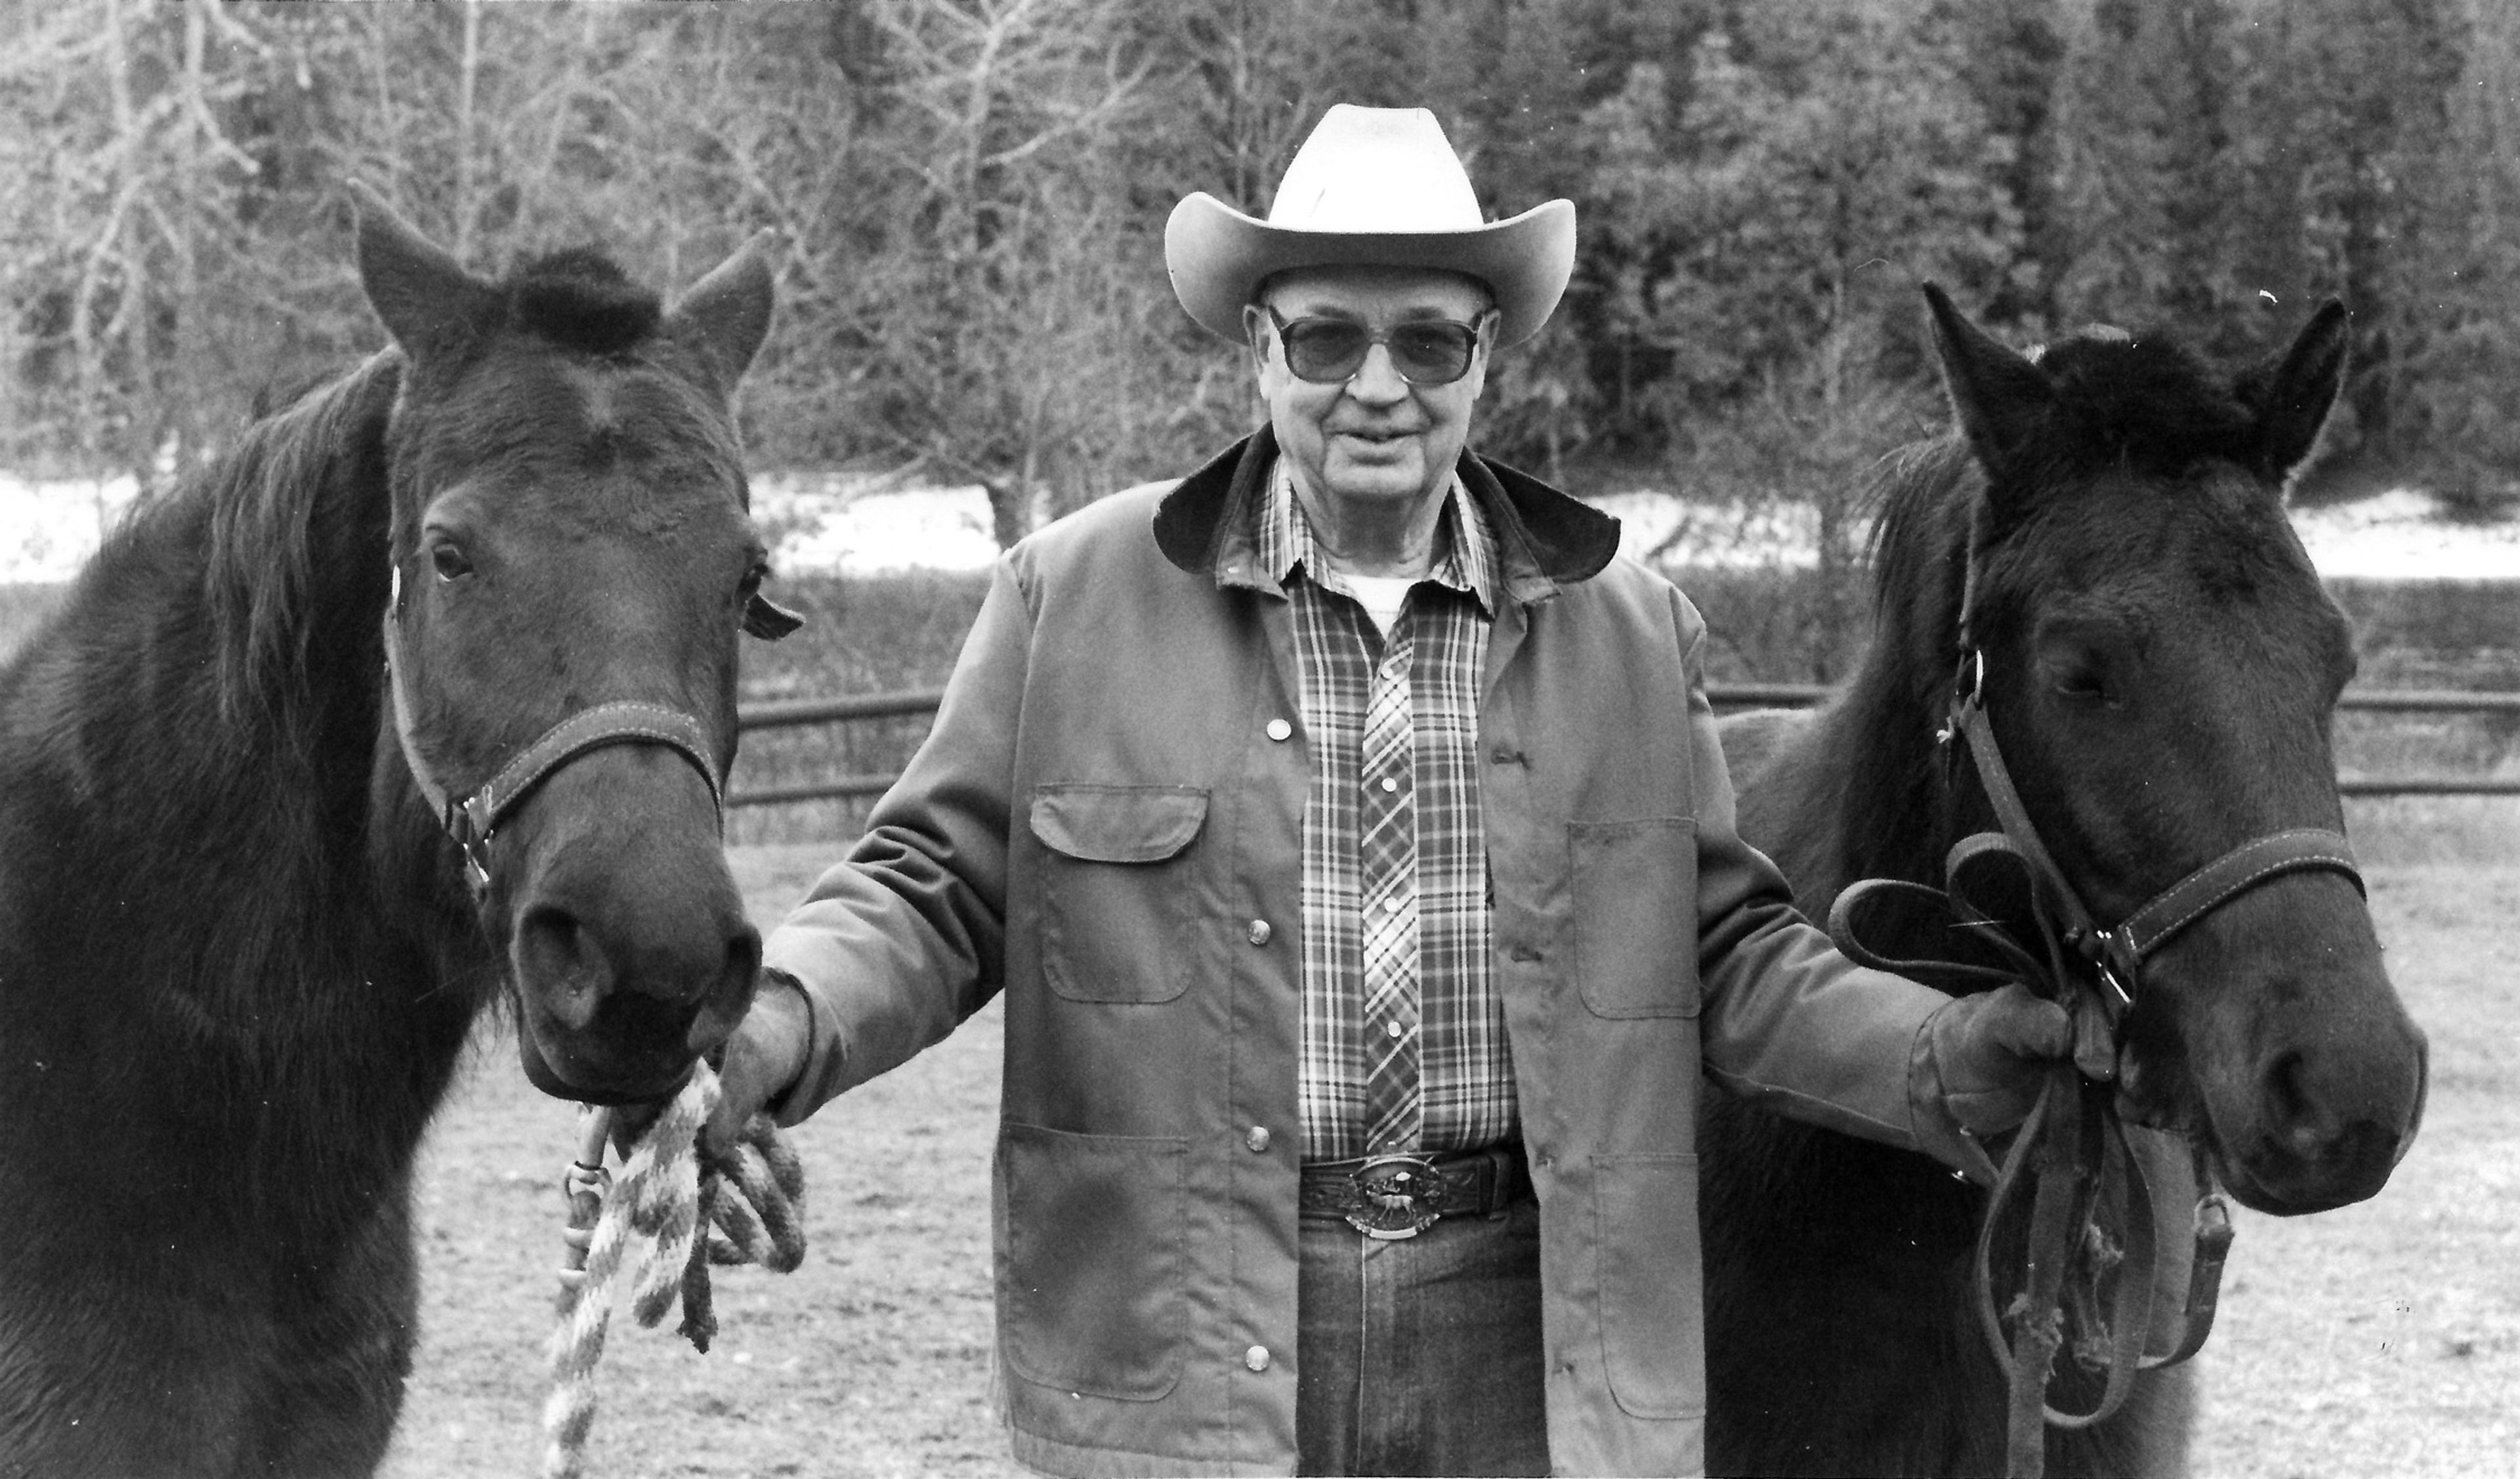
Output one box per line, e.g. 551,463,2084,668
1299,1146,1530,1241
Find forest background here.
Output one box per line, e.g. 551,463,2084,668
2,0,2515,680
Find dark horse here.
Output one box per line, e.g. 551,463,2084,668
1702,289,2429,1477
0,194,799,1476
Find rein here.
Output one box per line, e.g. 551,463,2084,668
381,565,727,901
1831,638,2361,1476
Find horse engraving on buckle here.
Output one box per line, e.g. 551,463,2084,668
1345,1153,1447,1241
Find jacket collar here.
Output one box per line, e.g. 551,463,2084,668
1151,425,1620,604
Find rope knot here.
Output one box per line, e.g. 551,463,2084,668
541,1060,807,1479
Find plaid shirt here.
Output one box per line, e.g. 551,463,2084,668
1259,461,1516,1161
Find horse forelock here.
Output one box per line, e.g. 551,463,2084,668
505,247,663,357
2022,330,2261,484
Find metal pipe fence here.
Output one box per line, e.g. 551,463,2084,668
728,685,2520,805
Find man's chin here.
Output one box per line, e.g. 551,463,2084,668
1320,452,1436,502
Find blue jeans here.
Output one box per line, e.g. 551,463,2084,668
1295,1195,1549,1476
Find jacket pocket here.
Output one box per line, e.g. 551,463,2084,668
1568,816,1701,1018
1030,784,1209,1003
1593,1151,1706,1419
998,1121,1189,1401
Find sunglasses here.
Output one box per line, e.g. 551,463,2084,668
1264,307,1489,387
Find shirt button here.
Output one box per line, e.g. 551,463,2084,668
1244,1344,1272,1373
1266,718,1292,741
1385,1019,1404,1039
1247,918,1272,946
1245,1126,1271,1153
1379,776,1400,793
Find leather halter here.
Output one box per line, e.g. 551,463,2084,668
382,565,726,902
1934,649,2365,1021
1833,534,2365,1474
1936,650,2359,1474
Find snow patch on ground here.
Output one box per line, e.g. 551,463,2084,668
3,474,2515,584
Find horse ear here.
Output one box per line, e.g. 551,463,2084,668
350,181,497,364
2245,298,2349,482
1923,282,2055,476
666,230,778,390
743,591,807,641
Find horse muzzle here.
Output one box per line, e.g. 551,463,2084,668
493,744,763,1103
2213,1016,2428,1215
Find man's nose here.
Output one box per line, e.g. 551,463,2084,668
1345,343,1411,401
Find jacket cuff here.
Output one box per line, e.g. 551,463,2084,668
755,966,829,1127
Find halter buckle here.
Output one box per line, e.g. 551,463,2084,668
446,796,496,901
1953,648,1986,708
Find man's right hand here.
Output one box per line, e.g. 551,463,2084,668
705,968,814,1156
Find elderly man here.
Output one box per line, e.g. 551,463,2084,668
711,106,2068,1477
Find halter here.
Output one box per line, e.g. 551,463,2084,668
1832,514,2365,1477
382,565,727,903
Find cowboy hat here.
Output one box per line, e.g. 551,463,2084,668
1166,104,1576,348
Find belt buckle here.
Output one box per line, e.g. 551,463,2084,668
1344,1153,1446,1241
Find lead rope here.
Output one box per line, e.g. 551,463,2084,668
543,1061,808,1479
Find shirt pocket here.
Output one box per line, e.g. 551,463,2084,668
998,1120,1189,1402
1593,1151,1707,1419
1567,816,1702,1018
1029,784,1209,1004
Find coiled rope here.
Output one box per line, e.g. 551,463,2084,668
542,1060,807,1479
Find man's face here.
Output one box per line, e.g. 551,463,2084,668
1245,265,1494,523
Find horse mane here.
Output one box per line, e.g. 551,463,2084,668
190,351,402,738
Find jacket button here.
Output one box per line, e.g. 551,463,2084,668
1244,1344,1272,1372
1247,918,1272,947
1244,1126,1271,1153
1266,718,1293,741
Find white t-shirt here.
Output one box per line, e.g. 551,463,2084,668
1343,573,1415,637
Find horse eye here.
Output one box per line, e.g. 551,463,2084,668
2055,668,2109,702
2046,648,2117,704
429,542,473,582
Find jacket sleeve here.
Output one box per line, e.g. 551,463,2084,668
757,553,1034,1121
1673,593,1985,1175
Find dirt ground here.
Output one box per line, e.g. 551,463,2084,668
379,831,2519,1479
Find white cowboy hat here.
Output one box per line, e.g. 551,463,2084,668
1166,104,1576,348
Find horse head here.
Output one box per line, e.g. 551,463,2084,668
353,188,803,1104
1920,285,2426,1216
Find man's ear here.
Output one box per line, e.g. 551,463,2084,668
1243,303,1273,377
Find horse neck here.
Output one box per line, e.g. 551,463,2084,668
16,357,485,1128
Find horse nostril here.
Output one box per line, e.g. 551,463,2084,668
516,903,614,1030
2262,1048,2304,1114
2260,1050,2330,1156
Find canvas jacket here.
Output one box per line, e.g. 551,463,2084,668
763,428,1982,1478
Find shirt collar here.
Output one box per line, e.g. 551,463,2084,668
1257,460,1500,617
1153,425,1622,605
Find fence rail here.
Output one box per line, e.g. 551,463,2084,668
728,684,2520,805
